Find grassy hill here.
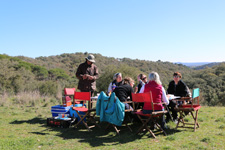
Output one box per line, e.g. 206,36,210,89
16,52,194,90
1,53,225,106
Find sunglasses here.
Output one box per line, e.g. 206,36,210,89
142,77,147,80
173,76,180,78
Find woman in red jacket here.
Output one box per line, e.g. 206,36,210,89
139,71,169,129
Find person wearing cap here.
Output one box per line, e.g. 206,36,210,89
76,54,99,97
166,72,191,122
107,72,123,94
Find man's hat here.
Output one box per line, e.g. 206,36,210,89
85,54,95,63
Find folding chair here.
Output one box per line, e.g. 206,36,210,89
174,88,201,132
64,88,76,98
123,101,133,132
132,92,168,138
72,91,99,131
105,100,133,135
64,88,78,105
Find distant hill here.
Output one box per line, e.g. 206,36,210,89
193,62,221,70
175,62,222,70
175,62,212,67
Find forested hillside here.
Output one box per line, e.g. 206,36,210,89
0,53,224,106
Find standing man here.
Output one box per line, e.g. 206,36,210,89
76,54,99,96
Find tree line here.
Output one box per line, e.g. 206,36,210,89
0,53,224,106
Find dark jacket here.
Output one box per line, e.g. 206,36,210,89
76,61,99,91
167,80,190,97
137,80,145,93
114,84,134,102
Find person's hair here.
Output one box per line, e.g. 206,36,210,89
123,77,134,85
148,71,162,85
173,72,182,78
138,74,147,80
113,72,122,80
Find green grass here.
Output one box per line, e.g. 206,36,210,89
0,105,224,150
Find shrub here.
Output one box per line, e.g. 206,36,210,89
39,81,58,97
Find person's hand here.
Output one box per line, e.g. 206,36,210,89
88,76,94,80
83,74,88,80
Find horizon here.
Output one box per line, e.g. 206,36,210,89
1,0,225,62
1,52,222,64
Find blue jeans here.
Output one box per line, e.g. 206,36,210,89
143,108,164,114
125,103,133,111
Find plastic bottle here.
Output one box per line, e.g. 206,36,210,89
112,83,116,91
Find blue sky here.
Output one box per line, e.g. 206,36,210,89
0,0,224,62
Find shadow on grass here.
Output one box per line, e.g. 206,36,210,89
10,117,180,147
30,132,50,135
10,117,46,125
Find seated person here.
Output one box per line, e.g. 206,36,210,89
114,77,135,110
139,71,169,129
108,72,123,94
166,72,191,122
136,73,148,93
134,74,148,109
